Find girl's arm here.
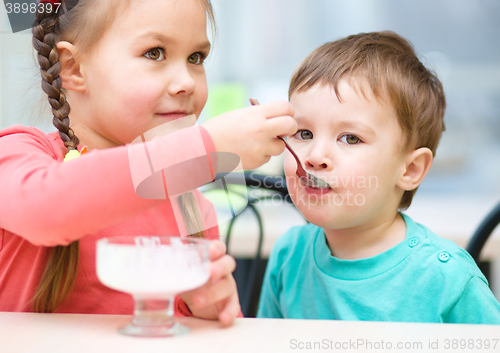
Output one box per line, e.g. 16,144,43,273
0,125,215,246
0,101,296,247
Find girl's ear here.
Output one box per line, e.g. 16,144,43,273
397,147,433,191
56,41,85,92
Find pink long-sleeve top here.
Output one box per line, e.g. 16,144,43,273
0,124,219,314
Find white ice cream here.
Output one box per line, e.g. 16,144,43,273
96,240,209,297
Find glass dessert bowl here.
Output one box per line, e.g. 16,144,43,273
96,235,210,337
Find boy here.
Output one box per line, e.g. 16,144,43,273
257,31,500,323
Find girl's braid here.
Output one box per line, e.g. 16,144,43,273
32,5,79,151
31,3,80,313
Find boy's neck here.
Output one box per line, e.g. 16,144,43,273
323,213,407,260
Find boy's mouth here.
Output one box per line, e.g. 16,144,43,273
304,185,332,196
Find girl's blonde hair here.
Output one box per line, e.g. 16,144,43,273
31,0,215,313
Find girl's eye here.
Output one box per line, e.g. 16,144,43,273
144,48,165,61
339,134,361,145
188,52,205,65
295,130,313,140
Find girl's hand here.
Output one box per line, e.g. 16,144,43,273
178,240,240,325
202,100,297,170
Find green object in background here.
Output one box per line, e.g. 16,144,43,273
205,83,248,120
202,183,248,215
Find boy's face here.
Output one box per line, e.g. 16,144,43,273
286,80,408,230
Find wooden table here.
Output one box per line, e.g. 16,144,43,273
2,312,500,353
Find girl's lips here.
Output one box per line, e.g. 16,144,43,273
304,186,332,196
156,112,188,120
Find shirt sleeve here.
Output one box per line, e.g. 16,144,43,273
444,276,500,324
256,245,284,319
0,125,217,247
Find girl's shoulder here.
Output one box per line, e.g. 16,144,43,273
0,125,65,160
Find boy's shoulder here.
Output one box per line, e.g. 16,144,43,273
403,213,487,283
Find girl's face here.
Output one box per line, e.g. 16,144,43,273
73,0,210,147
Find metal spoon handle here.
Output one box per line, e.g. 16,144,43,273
248,98,330,189
276,136,307,178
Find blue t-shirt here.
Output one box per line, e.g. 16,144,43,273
257,213,500,324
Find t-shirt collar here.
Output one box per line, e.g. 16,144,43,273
314,213,420,280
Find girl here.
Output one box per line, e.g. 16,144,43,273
0,0,296,325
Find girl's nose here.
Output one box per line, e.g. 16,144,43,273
304,141,333,171
167,63,196,96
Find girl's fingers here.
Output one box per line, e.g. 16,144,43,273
253,100,295,119
209,254,236,282
208,240,227,261
264,137,289,158
193,275,235,308
186,254,235,305
218,291,241,325
266,115,298,139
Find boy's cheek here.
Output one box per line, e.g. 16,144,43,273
284,158,301,205
283,156,295,179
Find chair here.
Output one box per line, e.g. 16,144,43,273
466,201,500,264
203,171,301,317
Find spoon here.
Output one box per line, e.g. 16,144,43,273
249,98,331,189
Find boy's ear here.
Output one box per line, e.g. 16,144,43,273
56,41,85,92
397,147,433,191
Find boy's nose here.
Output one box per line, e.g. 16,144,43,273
304,142,333,171
167,63,196,96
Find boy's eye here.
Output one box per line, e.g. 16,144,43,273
145,48,165,61
339,134,361,145
188,52,204,65
295,130,313,140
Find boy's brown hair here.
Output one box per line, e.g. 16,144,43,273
289,31,446,210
